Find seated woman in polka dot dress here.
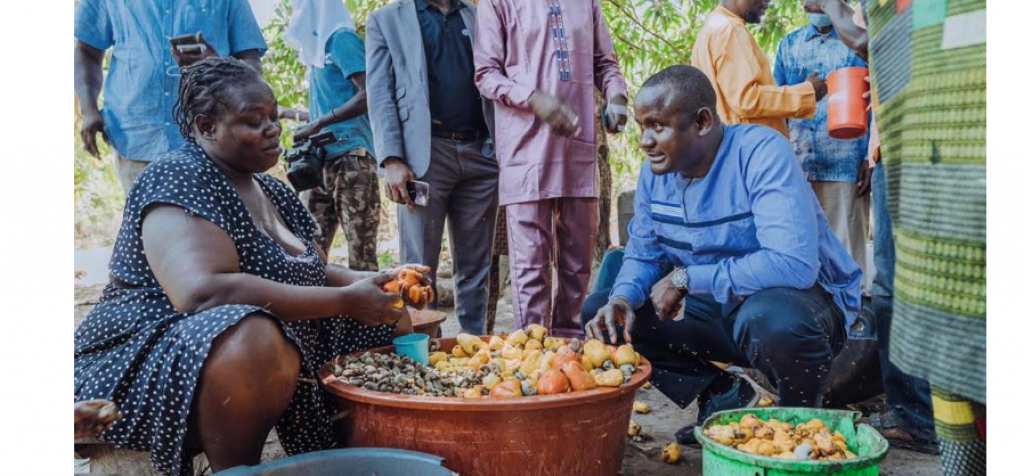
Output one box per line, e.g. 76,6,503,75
73,57,429,476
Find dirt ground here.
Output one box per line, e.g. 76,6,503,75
74,278,942,475
445,284,942,476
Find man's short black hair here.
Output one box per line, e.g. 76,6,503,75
640,65,717,112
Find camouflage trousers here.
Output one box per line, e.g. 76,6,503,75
303,153,381,271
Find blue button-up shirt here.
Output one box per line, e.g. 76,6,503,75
308,30,375,159
773,26,869,183
610,125,862,327
74,0,267,162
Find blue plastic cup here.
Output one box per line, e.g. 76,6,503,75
392,333,430,365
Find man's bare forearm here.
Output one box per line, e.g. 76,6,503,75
823,0,869,60
233,49,263,74
315,90,368,129
74,41,105,115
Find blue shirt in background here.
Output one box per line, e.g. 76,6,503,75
610,125,862,327
308,29,375,159
774,26,869,183
74,0,267,162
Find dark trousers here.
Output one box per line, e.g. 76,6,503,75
581,273,846,409
872,163,936,441
399,138,499,335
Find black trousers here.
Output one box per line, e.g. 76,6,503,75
581,285,847,409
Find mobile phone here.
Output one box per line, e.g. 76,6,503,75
672,298,686,321
602,103,631,130
168,33,206,54
601,105,614,130
407,180,430,206
168,34,200,47
176,44,205,54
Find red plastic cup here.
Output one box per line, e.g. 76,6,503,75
827,67,870,140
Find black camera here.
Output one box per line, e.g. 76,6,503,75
283,131,337,192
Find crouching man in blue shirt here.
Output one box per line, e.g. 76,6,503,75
583,65,862,445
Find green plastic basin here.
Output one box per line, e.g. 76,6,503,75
695,408,889,476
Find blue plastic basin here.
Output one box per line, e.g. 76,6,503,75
216,448,455,476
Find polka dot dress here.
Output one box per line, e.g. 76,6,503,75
74,144,395,476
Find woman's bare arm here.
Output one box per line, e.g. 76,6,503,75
142,205,403,323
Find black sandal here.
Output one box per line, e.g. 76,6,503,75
675,374,759,446
861,412,939,455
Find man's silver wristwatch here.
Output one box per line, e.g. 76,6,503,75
671,267,690,295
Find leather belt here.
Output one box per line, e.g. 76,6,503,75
342,147,369,157
431,125,484,142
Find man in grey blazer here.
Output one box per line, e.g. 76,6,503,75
366,0,498,335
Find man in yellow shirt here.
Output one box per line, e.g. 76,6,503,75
691,0,827,136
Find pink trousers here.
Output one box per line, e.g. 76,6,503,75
505,198,598,339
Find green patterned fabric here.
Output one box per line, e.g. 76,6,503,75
866,0,986,404
931,385,986,475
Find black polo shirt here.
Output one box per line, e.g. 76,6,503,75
415,0,487,134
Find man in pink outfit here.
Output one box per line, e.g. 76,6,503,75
474,0,628,338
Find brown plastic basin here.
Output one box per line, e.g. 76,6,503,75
319,337,652,476
410,309,447,338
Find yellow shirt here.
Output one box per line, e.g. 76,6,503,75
690,6,816,136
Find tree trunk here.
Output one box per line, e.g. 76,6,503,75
592,90,612,282
484,207,508,335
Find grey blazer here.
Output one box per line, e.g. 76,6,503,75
365,0,496,178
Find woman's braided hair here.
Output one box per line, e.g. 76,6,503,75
172,57,263,143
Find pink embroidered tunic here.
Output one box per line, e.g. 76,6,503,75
474,0,627,206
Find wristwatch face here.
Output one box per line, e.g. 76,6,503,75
672,268,688,290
